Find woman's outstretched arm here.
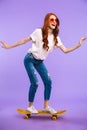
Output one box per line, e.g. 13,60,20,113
59,36,87,53
0,36,31,49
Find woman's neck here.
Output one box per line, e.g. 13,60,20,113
48,28,53,35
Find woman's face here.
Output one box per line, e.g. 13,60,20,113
48,15,57,30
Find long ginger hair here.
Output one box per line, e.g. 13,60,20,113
42,13,60,51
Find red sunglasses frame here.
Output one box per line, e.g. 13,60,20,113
49,18,57,22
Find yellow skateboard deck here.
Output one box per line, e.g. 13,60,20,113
17,108,66,120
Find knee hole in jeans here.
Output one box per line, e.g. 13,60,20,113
44,73,52,86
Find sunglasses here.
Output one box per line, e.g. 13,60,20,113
49,18,57,22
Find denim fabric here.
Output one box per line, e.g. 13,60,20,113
24,53,52,102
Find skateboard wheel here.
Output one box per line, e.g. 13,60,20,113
24,114,31,119
24,115,29,119
52,116,57,120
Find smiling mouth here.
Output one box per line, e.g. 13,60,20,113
48,24,56,30
51,24,56,27
51,24,55,26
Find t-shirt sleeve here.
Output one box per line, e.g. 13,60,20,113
30,29,38,42
57,36,63,46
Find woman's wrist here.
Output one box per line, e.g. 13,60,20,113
78,41,82,47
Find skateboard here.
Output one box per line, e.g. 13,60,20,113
17,108,66,120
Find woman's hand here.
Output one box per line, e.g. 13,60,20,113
0,41,10,49
79,36,87,46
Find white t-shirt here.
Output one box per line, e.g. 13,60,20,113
28,28,63,60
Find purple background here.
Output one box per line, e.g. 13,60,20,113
0,0,87,130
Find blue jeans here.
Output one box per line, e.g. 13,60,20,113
24,53,52,102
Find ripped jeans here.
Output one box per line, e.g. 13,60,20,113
24,53,52,102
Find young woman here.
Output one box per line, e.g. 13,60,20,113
0,13,87,114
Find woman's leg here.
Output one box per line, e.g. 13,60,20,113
24,53,38,107
34,61,52,108
35,61,57,114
